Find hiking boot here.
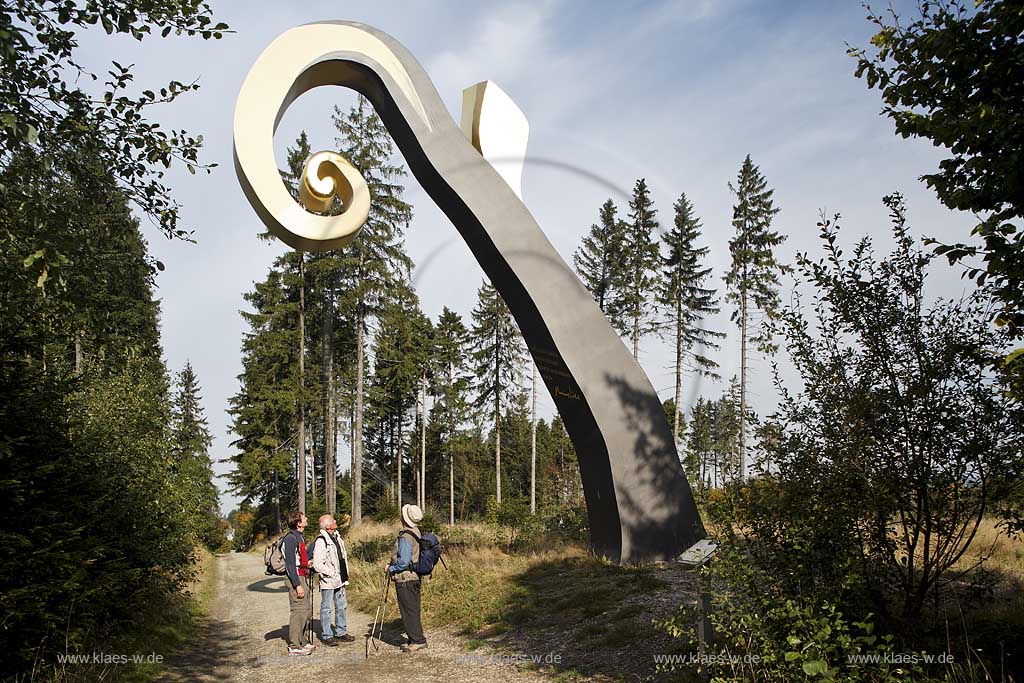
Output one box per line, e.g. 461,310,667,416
320,636,340,647
288,646,312,656
401,642,428,653
334,634,355,643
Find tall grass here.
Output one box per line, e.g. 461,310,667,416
344,520,581,630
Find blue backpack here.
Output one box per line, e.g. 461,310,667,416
400,530,446,577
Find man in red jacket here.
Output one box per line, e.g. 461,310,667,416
282,510,313,655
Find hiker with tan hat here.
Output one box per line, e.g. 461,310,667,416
386,504,427,652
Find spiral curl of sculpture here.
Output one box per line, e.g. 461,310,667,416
297,151,370,232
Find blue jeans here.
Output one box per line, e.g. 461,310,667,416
319,586,347,638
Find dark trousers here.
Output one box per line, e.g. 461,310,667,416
395,580,426,644
287,580,311,647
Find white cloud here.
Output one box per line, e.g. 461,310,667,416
65,0,974,510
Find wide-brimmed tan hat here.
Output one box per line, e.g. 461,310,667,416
401,504,423,528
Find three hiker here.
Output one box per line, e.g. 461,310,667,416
311,514,354,645
282,511,314,656
386,503,428,652
276,504,437,656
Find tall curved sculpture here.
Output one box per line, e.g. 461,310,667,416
233,21,705,562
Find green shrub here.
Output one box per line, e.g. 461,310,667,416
350,534,394,563
0,359,198,676
373,498,399,523
658,546,925,683
542,503,589,542
418,507,442,534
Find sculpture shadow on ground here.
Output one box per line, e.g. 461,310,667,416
247,577,289,593
457,556,699,682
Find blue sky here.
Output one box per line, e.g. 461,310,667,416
72,1,975,512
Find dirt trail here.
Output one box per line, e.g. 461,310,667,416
159,551,550,683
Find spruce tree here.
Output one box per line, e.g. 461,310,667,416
724,155,785,482
685,397,716,491
612,178,661,359
431,307,471,523
573,199,625,314
367,280,431,508
171,361,220,547
268,132,315,514
469,282,525,504
530,362,538,514
228,268,302,511
656,193,724,448
331,97,413,524
713,376,744,484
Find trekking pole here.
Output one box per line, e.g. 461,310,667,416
308,572,315,647
366,568,389,657
376,571,391,648
366,571,381,657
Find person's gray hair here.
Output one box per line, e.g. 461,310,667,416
318,514,333,530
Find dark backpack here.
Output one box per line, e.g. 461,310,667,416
400,530,445,577
307,536,322,575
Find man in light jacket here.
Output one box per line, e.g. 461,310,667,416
312,514,354,645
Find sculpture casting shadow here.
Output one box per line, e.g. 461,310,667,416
233,21,705,562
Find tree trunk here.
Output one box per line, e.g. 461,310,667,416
531,362,537,514
350,403,355,517
632,309,640,360
559,442,565,505
332,377,339,514
421,378,427,510
74,331,82,374
448,364,455,526
326,351,335,515
495,385,502,505
494,324,502,505
739,288,748,483
673,298,683,450
311,425,318,500
322,281,336,514
307,430,314,501
353,311,364,524
413,383,419,507
397,410,403,508
273,469,282,535
297,253,306,515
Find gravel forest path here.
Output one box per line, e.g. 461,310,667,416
158,551,549,683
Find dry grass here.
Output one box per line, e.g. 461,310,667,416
343,522,700,682
344,521,568,628
952,517,1024,580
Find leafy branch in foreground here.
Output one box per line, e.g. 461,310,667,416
850,0,1024,339
1,0,229,243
